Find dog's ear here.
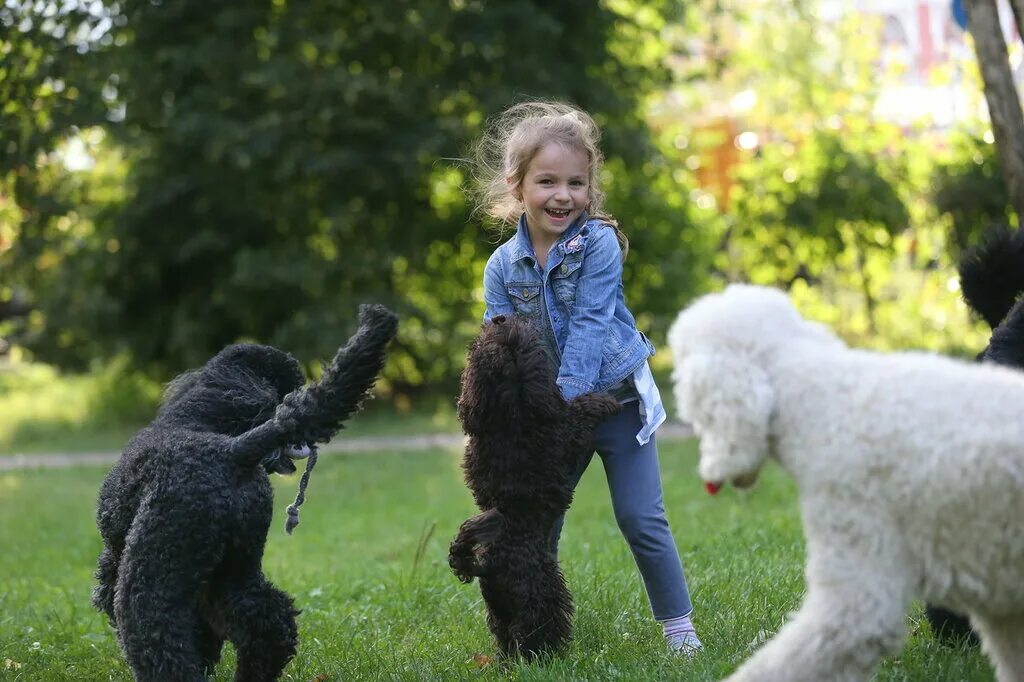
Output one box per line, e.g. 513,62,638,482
673,351,775,480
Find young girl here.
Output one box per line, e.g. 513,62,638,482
469,100,701,654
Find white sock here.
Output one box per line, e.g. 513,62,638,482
662,613,702,652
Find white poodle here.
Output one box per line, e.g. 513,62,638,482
668,284,1024,682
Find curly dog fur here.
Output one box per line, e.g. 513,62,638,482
669,285,1024,682
93,304,397,682
448,314,620,659
926,226,1024,644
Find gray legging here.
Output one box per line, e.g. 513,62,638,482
551,404,693,621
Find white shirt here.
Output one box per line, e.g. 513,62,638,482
630,361,666,445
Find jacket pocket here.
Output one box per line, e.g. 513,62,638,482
551,257,582,311
508,282,542,317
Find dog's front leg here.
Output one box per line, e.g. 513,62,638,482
449,509,504,583
567,392,621,430
564,392,621,468
969,612,1024,682
93,547,120,624
727,523,913,682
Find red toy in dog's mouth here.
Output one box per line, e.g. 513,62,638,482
704,470,759,495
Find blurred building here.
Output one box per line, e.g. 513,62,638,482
654,0,1023,211
822,0,1020,126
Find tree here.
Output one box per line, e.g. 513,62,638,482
0,0,120,360
965,0,1024,224
4,0,704,392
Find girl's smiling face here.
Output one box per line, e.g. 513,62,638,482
516,143,590,253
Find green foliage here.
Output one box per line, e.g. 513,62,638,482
0,1,120,361
730,130,909,287
0,358,160,453
932,130,1012,257
2,0,703,392
0,443,995,680
663,1,989,353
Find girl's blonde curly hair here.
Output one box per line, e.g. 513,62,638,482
470,100,628,259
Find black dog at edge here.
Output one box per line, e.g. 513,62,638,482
924,226,1024,645
448,314,620,659
93,304,397,682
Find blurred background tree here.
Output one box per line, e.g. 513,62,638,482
2,0,705,402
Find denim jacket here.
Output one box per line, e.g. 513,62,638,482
482,213,656,401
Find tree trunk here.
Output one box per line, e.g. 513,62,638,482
967,0,1024,223
1008,0,1024,38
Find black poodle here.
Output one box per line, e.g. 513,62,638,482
448,314,620,659
925,226,1024,645
93,304,397,682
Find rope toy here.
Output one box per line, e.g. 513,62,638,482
284,445,319,534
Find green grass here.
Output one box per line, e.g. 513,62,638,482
0,439,992,680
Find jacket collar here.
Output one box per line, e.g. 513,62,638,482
509,211,590,264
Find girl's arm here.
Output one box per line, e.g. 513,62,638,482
557,227,620,399
482,250,515,323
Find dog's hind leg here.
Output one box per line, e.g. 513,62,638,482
500,549,573,660
114,569,211,681
113,502,224,681
971,612,1024,682
197,619,225,676
215,574,299,682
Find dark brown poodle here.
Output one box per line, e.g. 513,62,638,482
448,314,620,659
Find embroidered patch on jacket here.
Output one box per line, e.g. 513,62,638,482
564,234,585,253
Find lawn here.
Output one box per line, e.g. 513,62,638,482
0,438,991,681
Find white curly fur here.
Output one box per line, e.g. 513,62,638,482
669,284,1024,682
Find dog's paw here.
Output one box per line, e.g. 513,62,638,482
458,508,504,542
448,544,477,584
593,392,622,417
569,391,621,422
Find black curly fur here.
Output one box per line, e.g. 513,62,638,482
958,225,1024,367
448,315,620,660
958,225,1024,330
93,304,397,682
923,229,1024,646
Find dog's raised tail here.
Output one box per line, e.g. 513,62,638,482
958,226,1024,329
229,304,398,528
281,303,399,446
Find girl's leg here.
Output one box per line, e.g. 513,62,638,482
594,406,693,622
549,451,594,553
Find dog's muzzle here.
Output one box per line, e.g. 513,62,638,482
264,443,312,475
287,443,312,459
